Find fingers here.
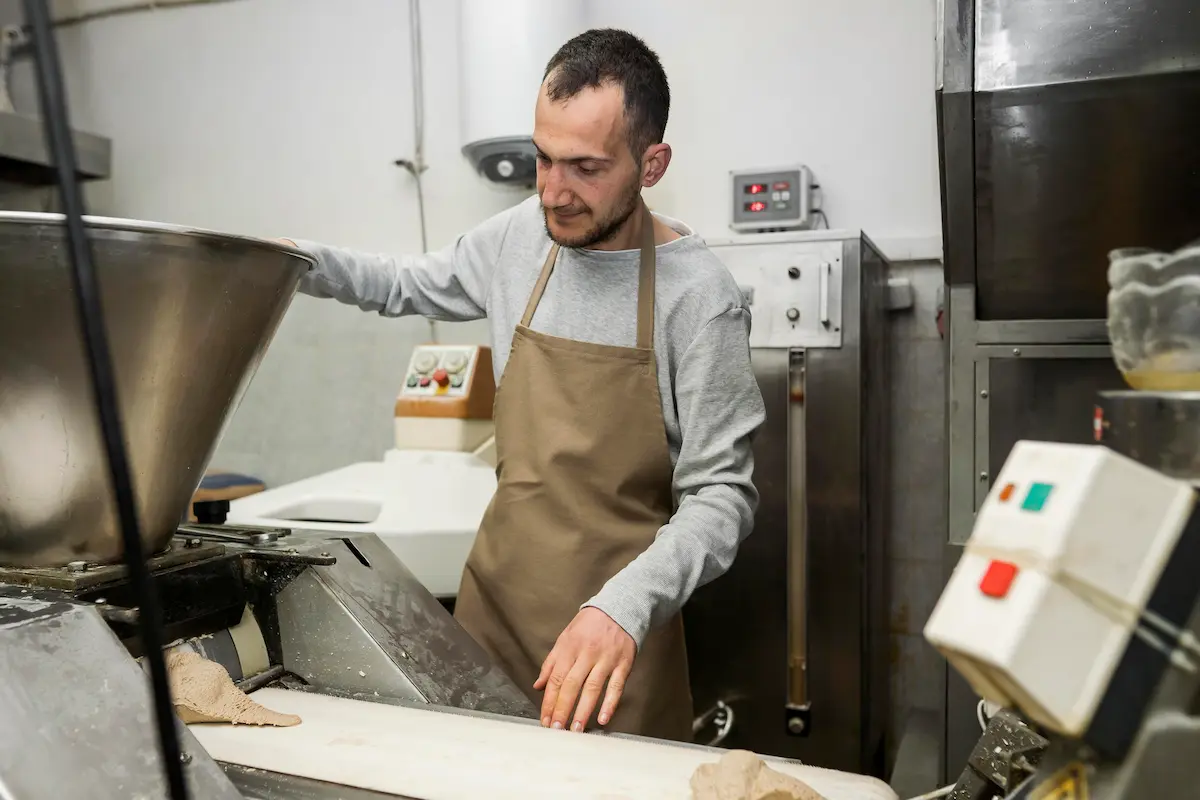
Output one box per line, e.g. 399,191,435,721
533,652,554,692
551,656,594,731
571,661,613,732
539,657,564,727
598,658,631,726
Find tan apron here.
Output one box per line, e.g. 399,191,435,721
453,204,693,742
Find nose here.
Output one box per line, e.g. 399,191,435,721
540,164,573,209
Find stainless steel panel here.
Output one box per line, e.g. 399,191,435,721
222,763,416,800
984,350,1126,482
975,320,1109,346
0,109,110,183
0,213,312,566
0,590,242,799
976,0,1200,92
1097,390,1200,482
974,72,1200,320
684,347,791,758
683,235,889,776
277,567,428,702
278,533,537,718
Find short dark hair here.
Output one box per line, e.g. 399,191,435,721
543,29,670,159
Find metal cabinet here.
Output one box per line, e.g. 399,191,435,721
686,231,891,776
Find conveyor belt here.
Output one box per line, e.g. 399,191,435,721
190,688,898,800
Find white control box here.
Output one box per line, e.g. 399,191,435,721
924,440,1195,738
706,232,845,349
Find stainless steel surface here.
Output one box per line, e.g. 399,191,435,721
976,0,1200,92
276,532,538,717
973,72,1200,321
940,0,1200,321
685,233,890,775
982,348,1125,495
0,108,110,183
0,537,225,590
222,763,417,800
0,589,242,799
0,213,312,566
1097,391,1200,482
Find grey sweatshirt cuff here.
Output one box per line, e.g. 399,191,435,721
581,589,652,652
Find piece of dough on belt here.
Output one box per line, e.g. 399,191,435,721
691,749,825,800
166,650,300,727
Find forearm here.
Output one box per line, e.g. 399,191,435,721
584,306,765,649
584,485,755,648
292,239,488,321
288,207,512,321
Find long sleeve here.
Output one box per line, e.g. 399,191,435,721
583,307,766,648
290,206,516,322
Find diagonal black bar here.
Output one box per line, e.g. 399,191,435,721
18,1,190,798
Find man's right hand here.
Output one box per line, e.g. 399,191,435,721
277,238,297,247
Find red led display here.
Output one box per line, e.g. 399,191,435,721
745,200,767,213
745,183,767,195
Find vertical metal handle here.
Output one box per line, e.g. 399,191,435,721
818,262,831,328
786,350,810,727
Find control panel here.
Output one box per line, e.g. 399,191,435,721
396,345,495,421
707,236,844,349
401,346,478,397
924,440,1194,739
730,165,813,232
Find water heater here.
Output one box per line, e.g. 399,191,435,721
459,0,587,187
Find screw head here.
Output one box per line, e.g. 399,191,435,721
180,752,192,765
787,717,806,734
980,472,989,481
980,390,989,398
1012,348,1022,356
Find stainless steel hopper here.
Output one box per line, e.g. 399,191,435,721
0,212,312,566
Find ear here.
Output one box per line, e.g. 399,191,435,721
641,143,672,188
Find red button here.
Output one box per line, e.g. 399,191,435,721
999,483,1015,502
418,377,431,387
432,368,450,387
980,560,1019,598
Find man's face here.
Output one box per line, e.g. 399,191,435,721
533,81,644,249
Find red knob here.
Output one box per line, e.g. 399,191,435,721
432,368,450,387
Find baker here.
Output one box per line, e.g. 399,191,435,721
282,28,765,742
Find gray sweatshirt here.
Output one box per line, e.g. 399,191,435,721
293,194,766,649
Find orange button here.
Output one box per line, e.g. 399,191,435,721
999,483,1015,502
980,560,1018,598
432,368,450,388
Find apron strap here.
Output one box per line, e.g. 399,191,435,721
635,203,656,351
520,243,560,328
521,202,658,350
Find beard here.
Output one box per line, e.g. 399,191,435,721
542,179,642,249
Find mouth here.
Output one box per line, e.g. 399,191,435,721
548,207,586,221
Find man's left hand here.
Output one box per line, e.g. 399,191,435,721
534,607,635,732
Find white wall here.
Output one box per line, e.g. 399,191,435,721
600,0,941,260
25,0,940,485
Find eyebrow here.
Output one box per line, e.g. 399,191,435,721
532,139,613,165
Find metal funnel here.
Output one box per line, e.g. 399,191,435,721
0,212,313,567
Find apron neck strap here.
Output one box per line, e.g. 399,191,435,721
521,203,657,350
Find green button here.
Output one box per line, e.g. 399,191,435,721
1022,482,1053,512
451,375,464,388
406,375,418,388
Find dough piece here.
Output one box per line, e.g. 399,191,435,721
166,650,301,727
691,750,825,800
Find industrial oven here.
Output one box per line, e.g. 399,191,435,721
686,229,892,776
